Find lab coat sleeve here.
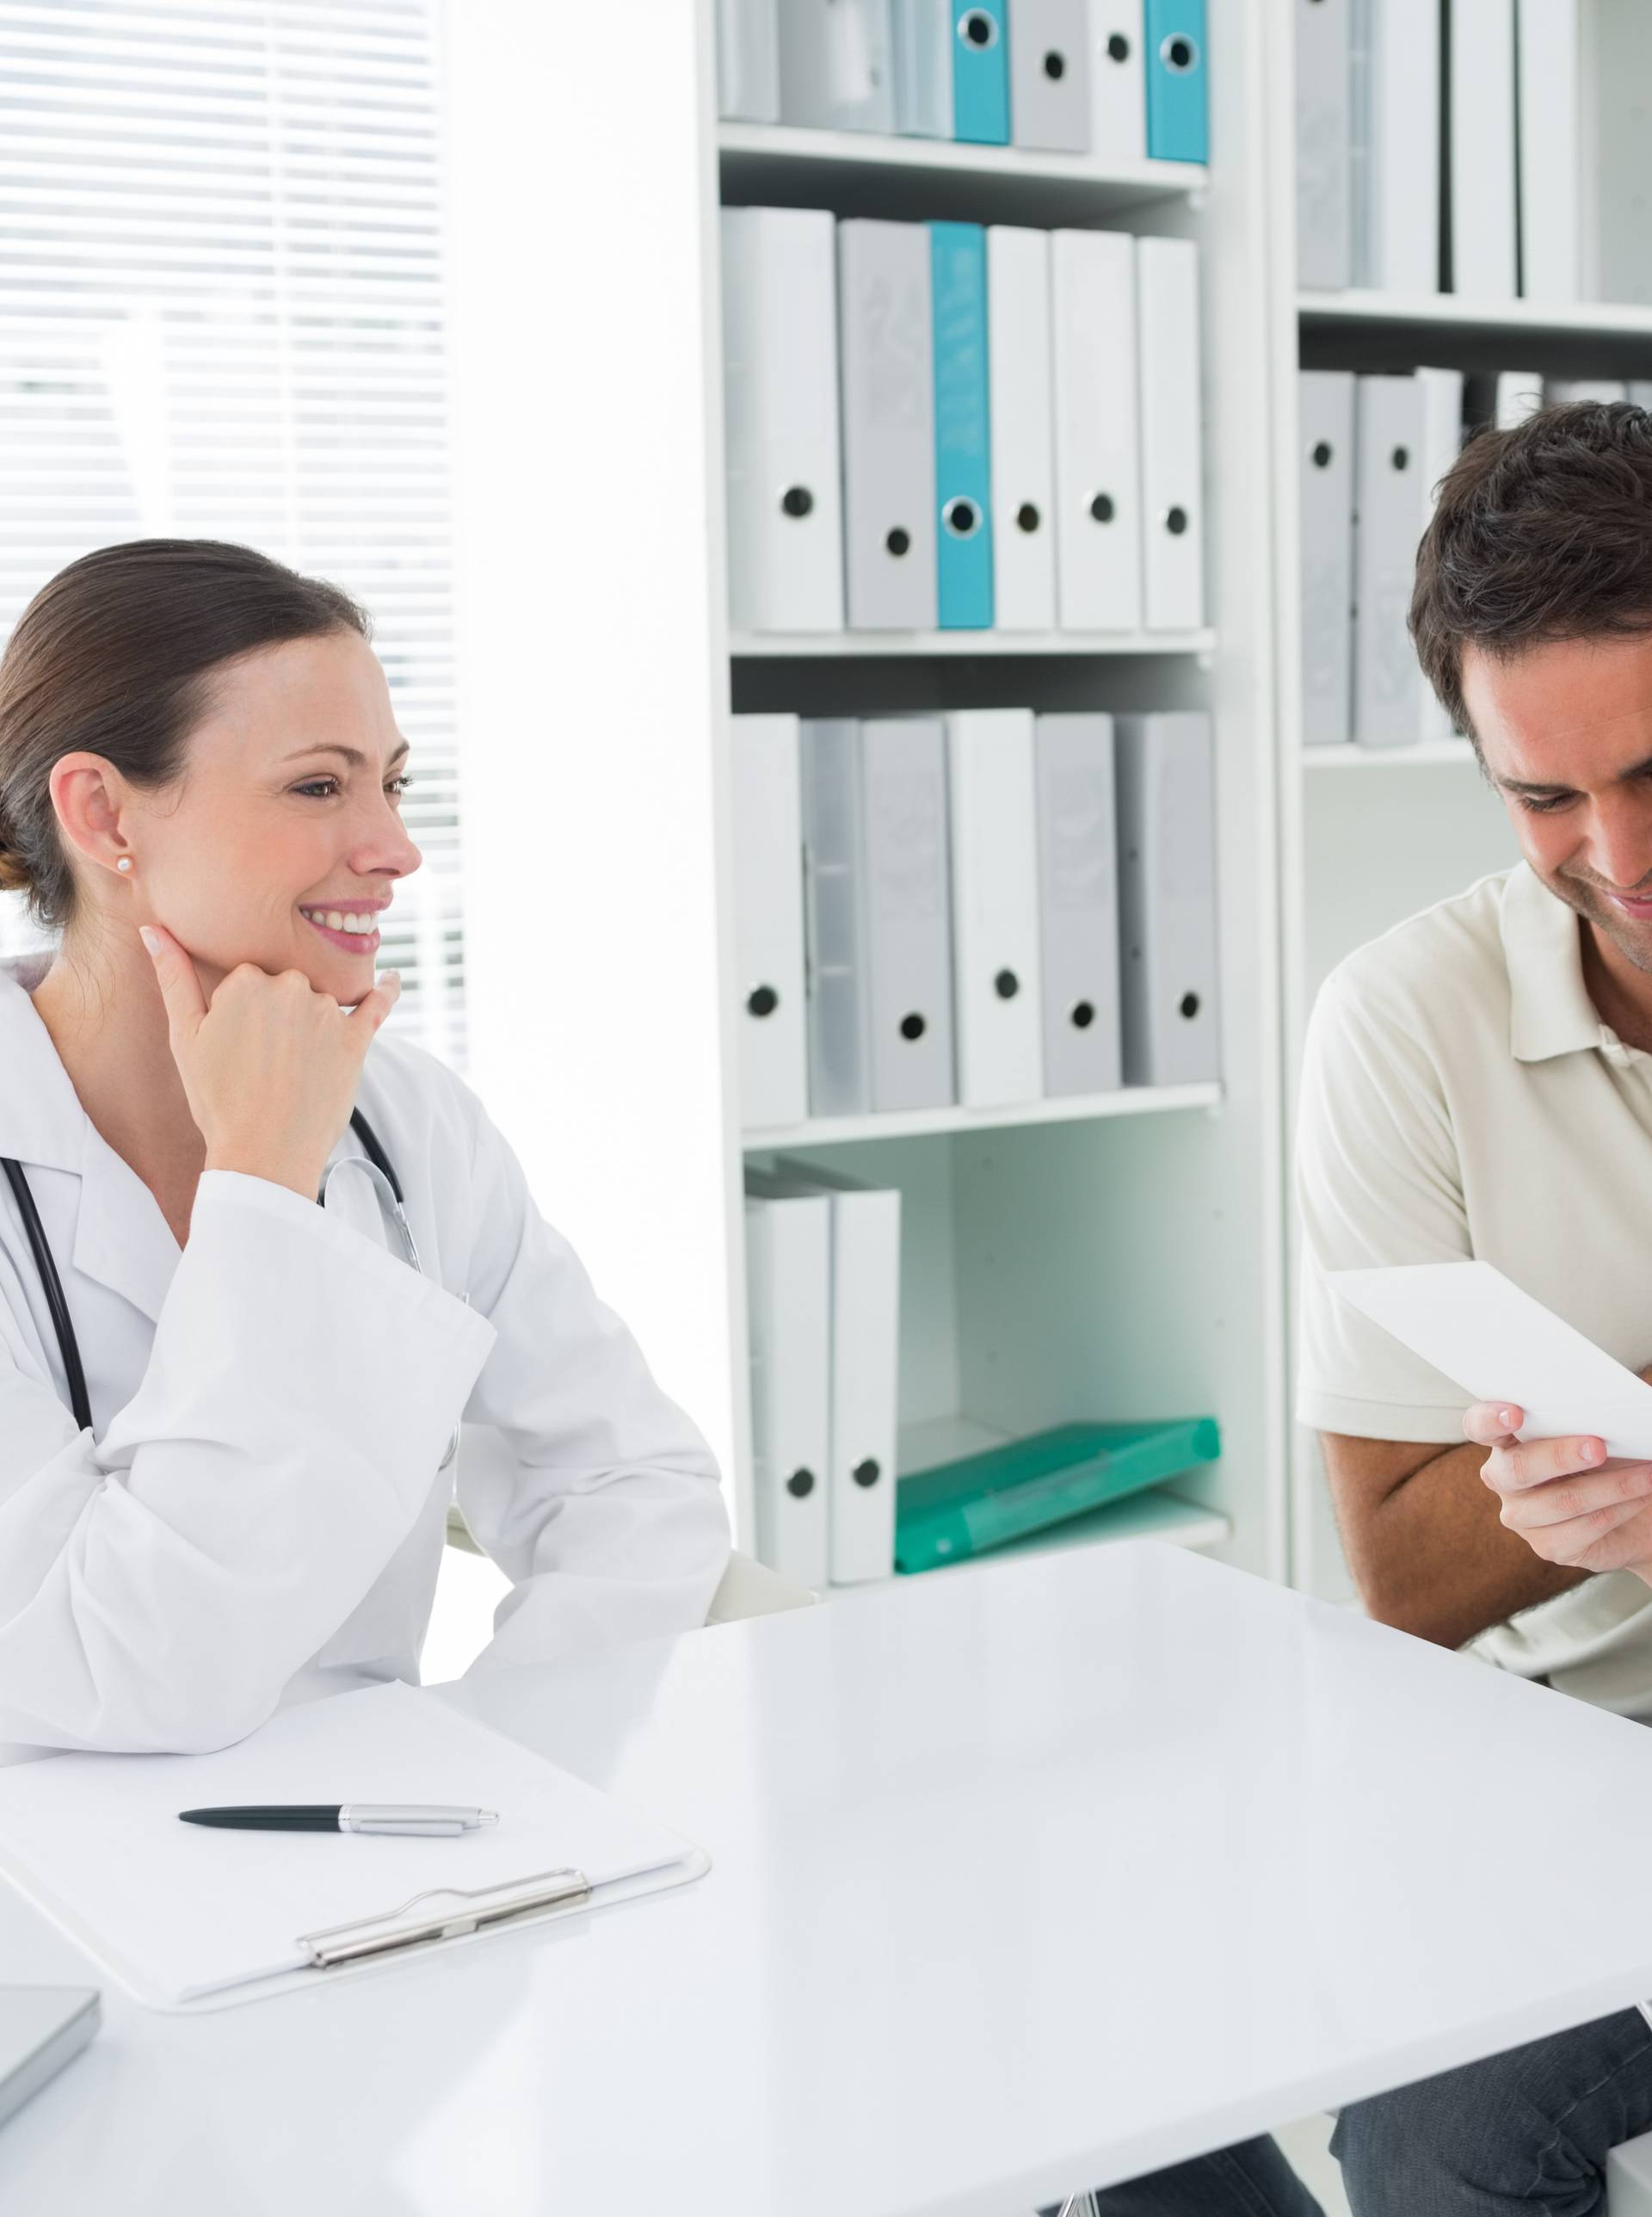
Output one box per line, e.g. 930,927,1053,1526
453,1101,730,1674
0,1170,497,1755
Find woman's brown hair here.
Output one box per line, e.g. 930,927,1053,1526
1411,399,1652,745
0,539,369,934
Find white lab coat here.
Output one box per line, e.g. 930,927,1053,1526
0,956,730,1762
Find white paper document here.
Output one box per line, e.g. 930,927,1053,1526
1329,1262,1652,1458
0,1681,701,2010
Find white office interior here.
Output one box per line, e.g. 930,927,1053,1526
11,2,1652,2210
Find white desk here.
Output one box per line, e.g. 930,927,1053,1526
6,1541,1652,2214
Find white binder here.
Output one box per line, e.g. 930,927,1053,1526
777,0,896,132
1113,713,1220,1087
1297,0,1352,290
731,715,808,1132
891,0,952,135
0,1682,706,2012
1051,227,1142,633
720,207,845,633
1136,235,1205,632
1416,366,1465,741
1298,369,1356,748
1545,380,1628,405
744,1176,832,1588
799,718,872,1120
1033,712,1124,1096
716,0,780,120
1448,0,1517,300
771,1160,902,1586
987,226,1057,632
946,710,1045,1108
1088,0,1145,161
1578,4,1652,306
1352,373,1427,748
1350,0,1439,294
1494,369,1543,429
838,219,938,631
1012,0,1092,151
1515,0,1578,302
861,716,956,1111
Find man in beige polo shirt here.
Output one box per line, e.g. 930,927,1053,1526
1298,404,1652,2210
1091,409,1652,2213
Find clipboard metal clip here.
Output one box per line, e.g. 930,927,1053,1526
297,1866,593,1970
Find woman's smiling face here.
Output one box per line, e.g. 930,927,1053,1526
55,628,422,991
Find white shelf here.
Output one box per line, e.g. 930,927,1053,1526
730,627,1217,658
1304,742,1481,770
825,1491,1231,1600
743,1083,1222,1152
718,121,1205,219
1298,287,1652,339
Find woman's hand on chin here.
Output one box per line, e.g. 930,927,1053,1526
139,923,400,1204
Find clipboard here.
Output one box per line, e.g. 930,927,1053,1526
0,1682,711,2013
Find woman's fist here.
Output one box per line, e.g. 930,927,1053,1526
141,924,400,1202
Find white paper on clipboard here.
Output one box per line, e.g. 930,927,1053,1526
1328,1261,1652,1460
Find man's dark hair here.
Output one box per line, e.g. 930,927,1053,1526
1410,399,1652,745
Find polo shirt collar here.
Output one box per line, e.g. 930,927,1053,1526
1502,861,1611,1064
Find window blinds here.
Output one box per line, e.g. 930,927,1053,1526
0,0,465,1069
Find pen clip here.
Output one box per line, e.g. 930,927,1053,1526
297,1866,592,1969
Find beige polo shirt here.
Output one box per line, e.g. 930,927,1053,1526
1298,860,1652,1720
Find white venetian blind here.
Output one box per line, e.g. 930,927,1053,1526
0,0,465,1067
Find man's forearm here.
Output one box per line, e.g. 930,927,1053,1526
1335,1434,1586,1650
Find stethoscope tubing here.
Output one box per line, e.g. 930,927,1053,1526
0,1109,457,1467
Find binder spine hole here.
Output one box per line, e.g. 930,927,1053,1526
746,985,779,1018
1390,446,1411,472
853,1458,882,1489
943,496,982,539
994,969,1020,1000
1310,442,1334,468
1043,49,1066,79
1106,32,1131,62
780,485,814,519
786,1468,816,1499
1016,501,1042,534
1180,992,1201,1021
1165,505,1189,535
959,9,999,50
899,1012,928,1041
1089,492,1116,524
886,526,912,558
1161,34,1199,72
1070,1000,1096,1030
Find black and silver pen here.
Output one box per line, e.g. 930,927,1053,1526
178,1804,498,1837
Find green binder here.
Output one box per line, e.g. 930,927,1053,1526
893,1417,1222,1574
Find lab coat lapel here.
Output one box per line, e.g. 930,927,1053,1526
0,962,180,1329
70,1123,183,1328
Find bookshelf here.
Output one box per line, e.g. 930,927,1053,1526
447,0,1289,1597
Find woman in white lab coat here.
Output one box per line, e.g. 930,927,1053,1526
0,538,730,1763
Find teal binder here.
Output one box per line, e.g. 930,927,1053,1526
952,2,1009,145
930,221,994,630
1144,0,1207,164
894,1417,1221,1573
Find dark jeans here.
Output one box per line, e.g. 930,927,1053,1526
1046,2006,1652,2215
1335,2006,1652,2214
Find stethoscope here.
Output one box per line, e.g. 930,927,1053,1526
0,1109,459,1470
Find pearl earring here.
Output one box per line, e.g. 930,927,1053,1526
115,857,132,873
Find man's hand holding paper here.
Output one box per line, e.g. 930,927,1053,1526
1329,1262,1652,1588
1459,1399,1652,1579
